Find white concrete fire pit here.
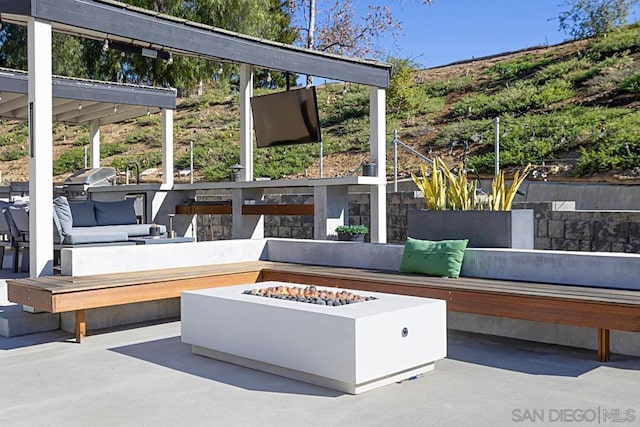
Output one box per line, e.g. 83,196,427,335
181,282,446,394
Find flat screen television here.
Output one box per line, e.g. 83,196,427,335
250,86,322,148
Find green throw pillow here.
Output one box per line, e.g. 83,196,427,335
399,237,468,278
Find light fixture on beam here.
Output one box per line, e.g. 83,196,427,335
110,41,171,62
141,47,158,59
102,39,109,52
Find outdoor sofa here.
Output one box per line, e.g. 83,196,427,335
52,196,166,246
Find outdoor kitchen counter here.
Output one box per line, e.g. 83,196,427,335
173,177,384,240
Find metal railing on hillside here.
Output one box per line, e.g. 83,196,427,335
391,130,434,192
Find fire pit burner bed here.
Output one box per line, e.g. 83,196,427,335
243,285,375,306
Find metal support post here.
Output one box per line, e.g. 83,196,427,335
393,130,398,193
494,116,500,177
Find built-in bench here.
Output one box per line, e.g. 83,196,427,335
7,261,268,342
7,257,640,362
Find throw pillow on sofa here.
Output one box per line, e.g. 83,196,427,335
94,199,137,226
69,200,97,227
53,196,73,235
399,237,468,278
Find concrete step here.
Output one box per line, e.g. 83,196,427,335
0,257,60,338
0,304,60,337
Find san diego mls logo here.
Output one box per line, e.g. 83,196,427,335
512,407,636,423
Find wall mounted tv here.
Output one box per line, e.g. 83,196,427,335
250,86,322,148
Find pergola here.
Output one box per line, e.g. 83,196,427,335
0,0,391,277
0,68,175,125
0,67,176,171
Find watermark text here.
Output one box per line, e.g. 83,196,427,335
512,407,636,423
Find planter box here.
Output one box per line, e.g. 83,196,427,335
407,209,534,249
337,232,365,242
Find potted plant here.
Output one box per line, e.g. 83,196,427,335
335,224,369,242
408,157,534,248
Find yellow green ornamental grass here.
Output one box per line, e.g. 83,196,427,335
411,157,532,211
488,164,534,211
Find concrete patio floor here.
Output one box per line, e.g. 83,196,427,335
1,316,639,426
1,255,639,427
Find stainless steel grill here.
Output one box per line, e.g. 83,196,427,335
63,167,117,201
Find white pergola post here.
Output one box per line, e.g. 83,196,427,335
239,63,254,181
89,120,100,168
162,108,174,188
28,18,54,277
369,87,387,244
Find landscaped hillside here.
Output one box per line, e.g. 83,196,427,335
0,23,639,184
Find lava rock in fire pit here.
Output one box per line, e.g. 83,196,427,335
243,285,376,307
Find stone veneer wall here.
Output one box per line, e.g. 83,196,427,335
194,192,640,253
518,202,640,253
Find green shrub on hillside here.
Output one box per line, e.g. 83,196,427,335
451,94,496,118
73,134,90,147
588,24,640,59
465,107,640,174
576,141,640,176
100,142,127,157
0,147,28,161
135,114,161,127
321,84,369,127
536,79,575,107
413,96,446,116
619,71,640,92
0,122,29,147
125,128,158,145
452,79,575,119
0,132,27,147
580,54,634,91
254,144,318,178
433,120,493,149
422,76,474,97
53,147,84,175
388,58,419,114
487,54,553,80
535,57,592,84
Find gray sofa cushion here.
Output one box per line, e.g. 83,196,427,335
105,224,167,237
53,196,73,235
63,228,129,245
70,200,97,227
53,213,63,244
62,224,166,245
94,199,137,226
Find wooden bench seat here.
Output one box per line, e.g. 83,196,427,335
8,261,640,362
7,261,271,342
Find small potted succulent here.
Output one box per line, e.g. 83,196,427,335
335,224,369,242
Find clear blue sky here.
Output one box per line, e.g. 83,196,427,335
361,0,640,69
